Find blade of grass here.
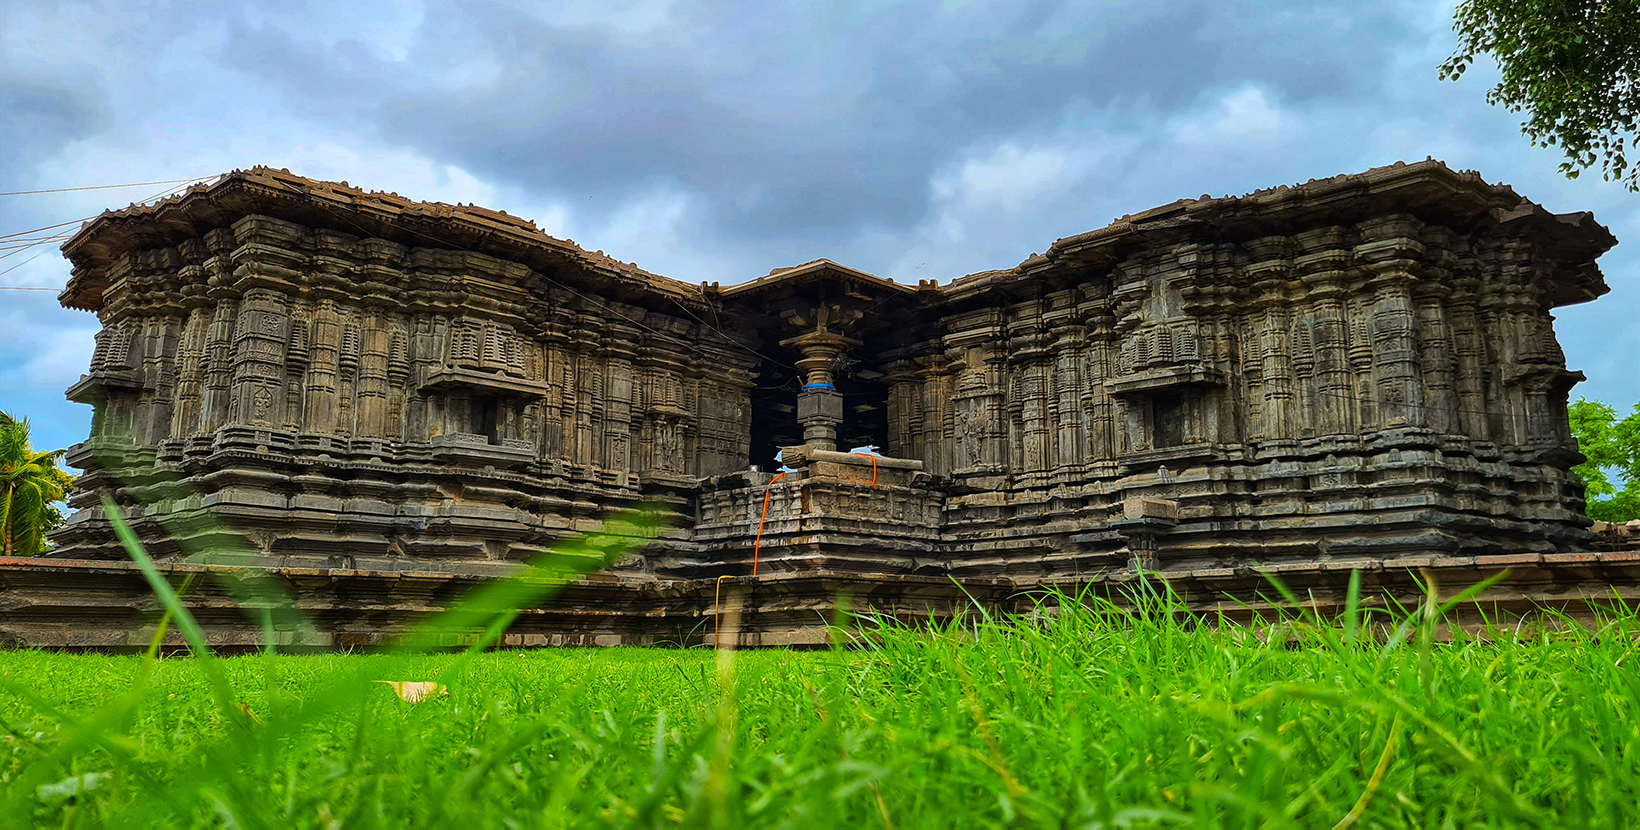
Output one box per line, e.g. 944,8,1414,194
103,497,242,725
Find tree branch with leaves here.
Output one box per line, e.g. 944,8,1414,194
0,411,74,556
1570,398,1640,522
1442,0,1640,190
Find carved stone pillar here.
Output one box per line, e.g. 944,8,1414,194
603,329,637,471
228,290,289,427
1241,319,1264,442
1367,275,1424,428
980,342,1009,469
884,359,923,461
1416,294,1459,434
171,307,209,437
538,333,565,460
1290,307,1318,437
953,366,987,471
385,325,409,439
401,317,429,439
1357,216,1426,429
283,312,309,432
336,317,360,436
200,296,240,433
781,330,856,452
304,300,340,435
571,335,599,465
1311,289,1353,436
1447,294,1487,440
1255,305,1294,440
1052,326,1086,468
1082,321,1116,461
1210,314,1240,444
356,311,391,438
1009,332,1053,473
916,354,954,476
142,315,179,443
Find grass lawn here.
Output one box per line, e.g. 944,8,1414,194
5,590,1640,828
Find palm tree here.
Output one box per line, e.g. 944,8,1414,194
1,411,74,556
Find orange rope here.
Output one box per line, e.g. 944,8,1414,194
853,452,878,488
751,471,787,576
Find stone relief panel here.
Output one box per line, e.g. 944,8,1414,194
75,215,755,485
883,212,1587,484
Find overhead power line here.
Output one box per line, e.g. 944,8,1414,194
0,217,95,242
0,176,214,197
0,176,219,243
0,178,211,287
0,249,52,279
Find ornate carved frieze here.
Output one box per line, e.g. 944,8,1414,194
47,160,1617,589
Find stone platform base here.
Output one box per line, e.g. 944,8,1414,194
7,546,1640,651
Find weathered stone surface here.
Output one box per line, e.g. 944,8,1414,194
4,159,1632,649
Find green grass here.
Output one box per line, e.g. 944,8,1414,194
5,502,1637,826
6,589,1640,828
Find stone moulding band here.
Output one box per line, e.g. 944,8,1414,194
752,471,789,576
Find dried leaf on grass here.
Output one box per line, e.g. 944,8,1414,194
375,681,449,703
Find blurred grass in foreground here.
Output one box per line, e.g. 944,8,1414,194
5,568,1640,827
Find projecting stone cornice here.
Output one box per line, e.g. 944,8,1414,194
720,258,915,302
58,166,707,314
941,158,1614,309
55,158,1616,322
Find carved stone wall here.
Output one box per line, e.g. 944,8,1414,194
883,174,1610,575
56,176,755,568
45,160,1617,606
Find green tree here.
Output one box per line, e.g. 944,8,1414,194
0,411,74,556
1570,398,1640,522
1441,0,1640,190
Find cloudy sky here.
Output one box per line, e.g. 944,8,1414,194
2,0,1635,454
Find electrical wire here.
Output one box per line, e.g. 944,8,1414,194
0,176,213,197
0,248,53,279
0,178,218,288
0,233,75,247
668,295,793,369
0,216,96,242
0,235,75,261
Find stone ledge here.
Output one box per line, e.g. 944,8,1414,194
10,553,1640,650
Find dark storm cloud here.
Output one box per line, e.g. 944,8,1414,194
1,0,1635,456
0,72,108,182
218,0,1415,245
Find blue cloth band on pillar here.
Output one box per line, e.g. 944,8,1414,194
802,383,836,390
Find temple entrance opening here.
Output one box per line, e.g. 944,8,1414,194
747,346,801,469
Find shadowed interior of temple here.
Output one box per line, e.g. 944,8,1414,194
722,259,919,464
746,346,800,468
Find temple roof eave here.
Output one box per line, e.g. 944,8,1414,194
56,167,709,314
55,158,1615,317
718,258,916,302
941,159,1613,307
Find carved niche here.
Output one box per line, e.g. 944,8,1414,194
1104,272,1224,460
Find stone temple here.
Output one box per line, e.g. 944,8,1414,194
4,159,1637,649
